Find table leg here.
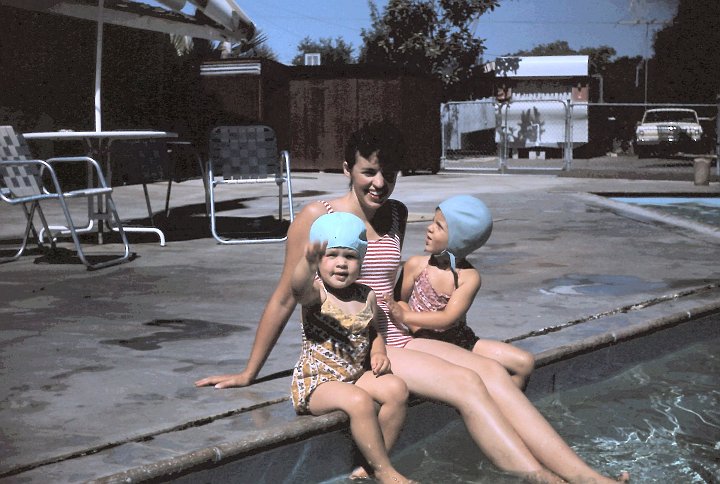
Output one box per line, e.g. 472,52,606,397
102,138,166,246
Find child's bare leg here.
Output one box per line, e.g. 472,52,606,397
308,381,413,484
472,339,535,389
350,372,409,479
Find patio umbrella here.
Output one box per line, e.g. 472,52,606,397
0,0,255,131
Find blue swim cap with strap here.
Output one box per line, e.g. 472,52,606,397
437,195,493,270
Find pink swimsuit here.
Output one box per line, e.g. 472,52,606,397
408,265,480,351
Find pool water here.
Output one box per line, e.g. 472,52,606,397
611,197,720,227
334,336,720,483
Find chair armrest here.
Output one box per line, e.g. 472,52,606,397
46,156,111,188
0,185,12,203
2,158,67,198
1,158,48,167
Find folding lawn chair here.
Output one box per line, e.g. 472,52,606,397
0,125,130,269
207,125,294,244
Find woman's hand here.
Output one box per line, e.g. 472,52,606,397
383,293,407,327
194,370,254,389
370,352,391,376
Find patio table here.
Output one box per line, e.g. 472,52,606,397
23,130,178,245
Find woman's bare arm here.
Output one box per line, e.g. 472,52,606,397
194,202,328,388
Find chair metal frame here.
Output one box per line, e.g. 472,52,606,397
165,140,206,217
0,186,55,262
108,139,173,246
207,125,295,244
1,126,131,270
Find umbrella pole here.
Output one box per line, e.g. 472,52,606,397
94,0,104,132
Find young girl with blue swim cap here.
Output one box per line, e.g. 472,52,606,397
385,195,535,389
290,212,414,484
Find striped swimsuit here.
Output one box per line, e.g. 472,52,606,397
320,200,412,348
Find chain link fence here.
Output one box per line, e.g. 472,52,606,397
441,99,719,174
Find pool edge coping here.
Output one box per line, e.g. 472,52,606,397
576,192,720,240
86,296,720,484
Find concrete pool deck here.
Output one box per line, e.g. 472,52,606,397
1,160,719,482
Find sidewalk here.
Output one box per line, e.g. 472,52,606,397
1,164,719,482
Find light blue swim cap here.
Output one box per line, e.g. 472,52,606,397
437,195,493,269
309,212,368,261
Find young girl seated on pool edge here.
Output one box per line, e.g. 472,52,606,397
291,212,415,484
385,194,535,389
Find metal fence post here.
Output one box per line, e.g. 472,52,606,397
563,100,572,171
499,103,508,173
440,103,447,171
716,94,719,176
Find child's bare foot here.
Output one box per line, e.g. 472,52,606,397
349,466,371,480
521,469,566,484
374,468,417,484
565,472,629,484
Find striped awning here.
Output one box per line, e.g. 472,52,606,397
0,0,255,42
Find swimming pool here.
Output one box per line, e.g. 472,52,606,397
377,334,719,483
609,196,720,227
162,310,719,484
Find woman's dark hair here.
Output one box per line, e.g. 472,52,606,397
344,120,406,171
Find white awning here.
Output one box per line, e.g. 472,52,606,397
0,0,255,42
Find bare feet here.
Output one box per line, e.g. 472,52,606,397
564,471,630,484
374,468,417,484
349,466,371,480
521,469,566,484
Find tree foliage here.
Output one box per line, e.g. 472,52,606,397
650,0,720,102
510,40,576,57
359,0,499,88
291,37,355,66
601,55,645,103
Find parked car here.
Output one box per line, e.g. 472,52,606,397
634,108,704,158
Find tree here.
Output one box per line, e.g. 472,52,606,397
291,37,355,66
599,55,644,103
359,0,499,90
510,40,576,57
650,0,720,102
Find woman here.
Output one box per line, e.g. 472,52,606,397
195,121,625,483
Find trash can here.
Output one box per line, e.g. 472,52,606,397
693,158,711,185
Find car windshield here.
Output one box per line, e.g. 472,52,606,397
643,111,698,123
